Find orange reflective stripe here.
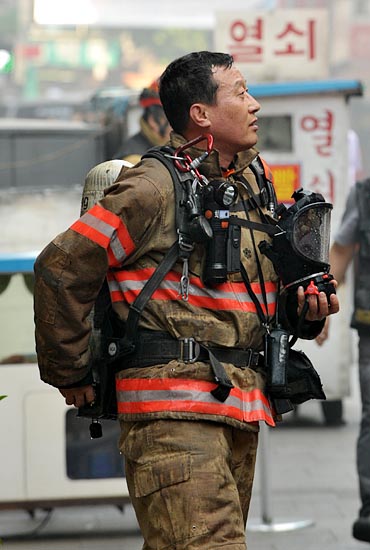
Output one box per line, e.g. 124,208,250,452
70,218,110,248
107,268,277,314
116,377,275,427
109,287,276,315
110,267,277,293
70,204,135,266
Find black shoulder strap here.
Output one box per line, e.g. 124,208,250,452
114,146,191,356
229,157,280,235
229,216,279,235
143,146,195,252
250,156,279,215
119,241,180,355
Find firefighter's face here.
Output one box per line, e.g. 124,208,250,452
205,65,261,158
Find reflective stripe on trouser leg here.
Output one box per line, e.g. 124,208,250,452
119,419,258,550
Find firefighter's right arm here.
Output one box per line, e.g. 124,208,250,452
34,231,110,389
34,166,166,390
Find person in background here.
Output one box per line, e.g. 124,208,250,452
316,175,370,543
114,78,171,164
318,128,364,426
34,51,339,550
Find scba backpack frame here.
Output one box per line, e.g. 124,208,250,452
78,135,219,431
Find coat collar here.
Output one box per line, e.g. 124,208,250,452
169,132,259,179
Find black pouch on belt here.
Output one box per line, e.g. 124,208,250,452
266,344,326,405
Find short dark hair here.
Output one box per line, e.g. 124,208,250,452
159,51,234,134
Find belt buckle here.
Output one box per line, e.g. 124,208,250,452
244,349,257,368
245,349,253,367
179,338,200,363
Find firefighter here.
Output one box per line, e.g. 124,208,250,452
114,78,171,165
34,51,339,550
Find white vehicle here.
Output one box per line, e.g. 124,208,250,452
0,120,130,512
0,252,130,512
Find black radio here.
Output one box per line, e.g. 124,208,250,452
202,180,238,285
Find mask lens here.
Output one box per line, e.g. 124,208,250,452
292,204,332,264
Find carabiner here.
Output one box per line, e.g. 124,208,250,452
173,133,214,177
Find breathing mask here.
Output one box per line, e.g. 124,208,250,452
259,188,336,332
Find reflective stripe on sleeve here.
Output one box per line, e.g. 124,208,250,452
70,204,135,266
116,377,275,427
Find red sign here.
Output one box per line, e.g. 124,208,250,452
270,164,301,205
300,109,334,157
215,10,329,80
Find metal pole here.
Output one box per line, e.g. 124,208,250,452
259,420,273,525
248,423,314,532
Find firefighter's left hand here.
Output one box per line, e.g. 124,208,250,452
59,384,95,408
297,282,340,321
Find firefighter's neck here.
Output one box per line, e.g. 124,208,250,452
219,153,235,170
182,129,235,169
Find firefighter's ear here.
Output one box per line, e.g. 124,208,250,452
189,103,211,129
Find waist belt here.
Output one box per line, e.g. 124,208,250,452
124,331,261,369
119,331,261,403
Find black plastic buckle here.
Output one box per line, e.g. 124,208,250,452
211,379,233,402
179,338,200,363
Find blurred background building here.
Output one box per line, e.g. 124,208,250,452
0,0,369,172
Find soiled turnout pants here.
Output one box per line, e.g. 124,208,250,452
119,419,258,550
358,331,370,516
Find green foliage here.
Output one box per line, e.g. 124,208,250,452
0,395,7,401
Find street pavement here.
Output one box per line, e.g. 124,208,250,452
0,363,368,550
